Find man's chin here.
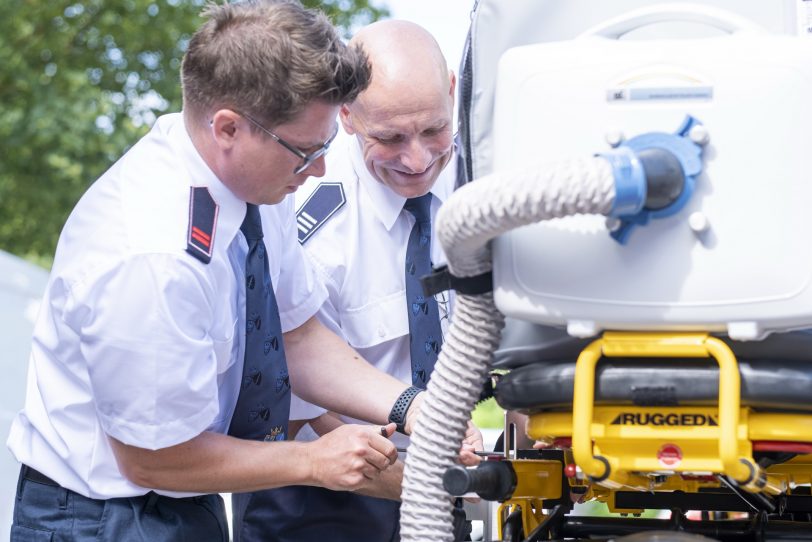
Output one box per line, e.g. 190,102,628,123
263,192,289,206
394,183,434,199
383,171,438,198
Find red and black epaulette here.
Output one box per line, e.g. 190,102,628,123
186,186,219,264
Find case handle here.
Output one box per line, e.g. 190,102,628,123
578,2,765,40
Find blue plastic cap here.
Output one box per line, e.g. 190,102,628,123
599,147,647,217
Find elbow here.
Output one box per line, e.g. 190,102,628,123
109,437,167,490
118,459,158,489
283,315,321,350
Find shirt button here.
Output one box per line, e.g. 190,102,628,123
377,326,386,338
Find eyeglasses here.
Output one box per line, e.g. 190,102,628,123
241,113,338,174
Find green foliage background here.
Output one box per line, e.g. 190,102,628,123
471,397,504,430
0,0,388,267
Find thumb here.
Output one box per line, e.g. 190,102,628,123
379,422,397,438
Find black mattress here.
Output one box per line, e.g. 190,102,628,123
494,356,812,413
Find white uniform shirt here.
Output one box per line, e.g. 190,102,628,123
291,132,455,448
6,113,327,499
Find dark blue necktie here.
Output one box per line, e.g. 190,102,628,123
228,203,291,441
404,194,442,388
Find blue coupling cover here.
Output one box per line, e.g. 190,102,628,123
602,115,705,244
599,146,647,218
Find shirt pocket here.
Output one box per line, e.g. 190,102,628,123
339,292,409,349
211,317,239,373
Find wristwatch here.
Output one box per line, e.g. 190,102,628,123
387,385,422,434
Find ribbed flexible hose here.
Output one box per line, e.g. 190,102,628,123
400,157,617,541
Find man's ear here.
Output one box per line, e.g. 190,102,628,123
339,104,356,135
209,109,243,150
448,70,457,107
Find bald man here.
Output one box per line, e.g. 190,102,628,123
229,20,479,542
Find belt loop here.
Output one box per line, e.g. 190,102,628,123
16,465,26,500
58,486,69,510
143,492,160,514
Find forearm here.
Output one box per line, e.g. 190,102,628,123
308,411,345,435
109,431,315,494
110,422,397,494
285,316,409,424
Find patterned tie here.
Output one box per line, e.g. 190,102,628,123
404,193,443,388
228,203,291,441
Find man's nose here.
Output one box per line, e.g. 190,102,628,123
302,155,327,177
400,141,432,173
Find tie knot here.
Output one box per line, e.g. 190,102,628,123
403,193,433,225
241,203,264,241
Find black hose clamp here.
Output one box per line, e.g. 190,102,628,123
420,264,493,297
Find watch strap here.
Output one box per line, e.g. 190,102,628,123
388,385,422,434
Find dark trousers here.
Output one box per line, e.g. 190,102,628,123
11,465,228,542
232,485,400,542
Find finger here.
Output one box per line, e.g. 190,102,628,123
460,443,483,459
371,432,397,453
464,423,485,450
365,448,395,471
370,430,398,463
467,432,485,450
459,450,481,467
352,453,383,483
361,461,382,481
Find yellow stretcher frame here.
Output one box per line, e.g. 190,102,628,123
555,332,785,493
493,331,812,537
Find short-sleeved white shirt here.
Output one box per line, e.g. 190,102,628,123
290,131,455,448
6,113,327,499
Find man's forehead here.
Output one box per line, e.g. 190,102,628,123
358,99,450,130
279,103,339,144
365,114,448,137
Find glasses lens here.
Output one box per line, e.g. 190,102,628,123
293,140,333,174
293,160,311,175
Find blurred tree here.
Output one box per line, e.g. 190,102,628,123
0,0,388,266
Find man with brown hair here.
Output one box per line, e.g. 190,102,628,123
7,3,429,540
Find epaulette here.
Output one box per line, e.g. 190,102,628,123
186,186,219,264
296,182,346,244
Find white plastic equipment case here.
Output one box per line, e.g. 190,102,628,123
490,3,812,340
461,0,807,186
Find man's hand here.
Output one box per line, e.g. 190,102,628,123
458,421,484,467
402,392,483,464
401,391,484,465
458,421,484,503
306,423,398,491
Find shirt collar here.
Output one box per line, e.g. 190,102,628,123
349,135,456,231
161,112,247,246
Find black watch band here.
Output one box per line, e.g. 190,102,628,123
388,385,422,434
